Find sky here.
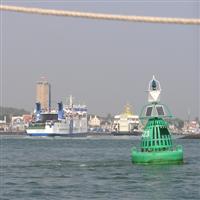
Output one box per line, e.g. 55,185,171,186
0,0,200,120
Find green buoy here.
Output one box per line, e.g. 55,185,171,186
131,76,183,164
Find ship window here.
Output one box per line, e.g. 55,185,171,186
40,114,58,122
146,106,153,117
156,106,165,116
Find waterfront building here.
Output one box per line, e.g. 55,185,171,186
100,120,112,132
22,114,32,128
88,115,101,127
11,116,25,131
0,116,7,131
183,120,200,134
36,78,51,112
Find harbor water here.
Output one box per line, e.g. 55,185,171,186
0,135,200,200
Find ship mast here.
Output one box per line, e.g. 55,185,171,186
69,95,73,108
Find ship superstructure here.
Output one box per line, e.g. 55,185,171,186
112,104,139,135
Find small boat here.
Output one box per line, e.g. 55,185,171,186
131,76,183,164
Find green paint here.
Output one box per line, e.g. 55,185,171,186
27,122,45,129
131,76,183,164
131,118,183,164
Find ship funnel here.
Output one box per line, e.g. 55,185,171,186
35,102,41,122
58,102,64,120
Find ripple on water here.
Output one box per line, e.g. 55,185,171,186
1,138,200,200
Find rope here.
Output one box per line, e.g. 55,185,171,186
1,4,200,25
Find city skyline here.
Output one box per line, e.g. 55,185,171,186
1,1,199,120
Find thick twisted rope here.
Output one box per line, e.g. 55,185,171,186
0,5,200,25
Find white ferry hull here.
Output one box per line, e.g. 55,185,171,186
26,119,87,136
26,132,87,137
26,129,88,136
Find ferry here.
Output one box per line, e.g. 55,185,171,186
112,104,140,135
26,96,87,136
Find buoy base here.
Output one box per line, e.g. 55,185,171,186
131,145,183,164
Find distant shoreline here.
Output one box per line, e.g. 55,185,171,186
0,131,112,137
0,131,26,136
179,134,200,139
0,131,200,139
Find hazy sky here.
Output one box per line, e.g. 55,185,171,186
1,0,200,119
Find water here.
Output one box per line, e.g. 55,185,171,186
0,135,200,200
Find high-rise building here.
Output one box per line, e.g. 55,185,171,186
36,78,51,111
